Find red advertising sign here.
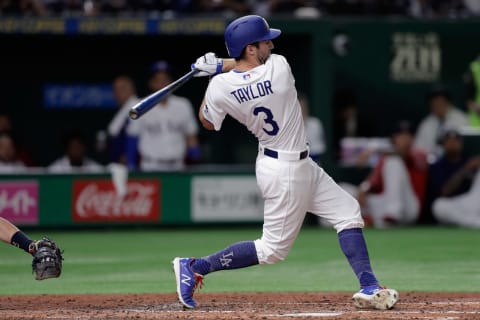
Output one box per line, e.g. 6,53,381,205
73,179,160,223
0,181,39,225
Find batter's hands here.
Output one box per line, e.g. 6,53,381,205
192,52,223,77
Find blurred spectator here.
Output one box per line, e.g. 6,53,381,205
42,0,97,16
195,0,250,16
408,0,468,17
464,54,480,127
106,75,140,164
0,0,47,15
432,166,480,228
414,85,469,159
0,133,27,173
101,0,194,16
0,113,34,166
341,121,428,228
463,0,480,15
318,0,409,16
0,113,11,132
253,0,320,17
421,129,479,224
2,0,478,16
333,89,375,160
48,129,103,173
126,61,200,171
100,0,132,14
299,93,326,163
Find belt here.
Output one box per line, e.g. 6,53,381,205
261,146,309,161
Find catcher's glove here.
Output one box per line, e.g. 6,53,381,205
29,237,63,281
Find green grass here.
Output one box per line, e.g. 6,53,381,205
0,226,478,295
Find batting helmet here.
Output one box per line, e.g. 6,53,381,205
224,15,281,58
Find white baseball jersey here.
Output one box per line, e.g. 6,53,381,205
127,95,198,162
203,54,307,152
202,53,363,265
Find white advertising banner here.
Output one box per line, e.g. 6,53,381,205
192,176,264,222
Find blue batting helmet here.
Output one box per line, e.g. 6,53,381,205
224,15,281,58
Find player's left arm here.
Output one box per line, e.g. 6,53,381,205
199,97,215,131
192,53,232,131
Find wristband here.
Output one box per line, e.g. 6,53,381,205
215,60,223,75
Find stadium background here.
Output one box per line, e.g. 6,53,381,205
2,16,479,167
0,9,480,319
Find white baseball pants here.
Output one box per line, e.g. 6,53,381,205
253,153,364,265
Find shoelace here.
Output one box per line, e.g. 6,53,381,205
192,273,204,294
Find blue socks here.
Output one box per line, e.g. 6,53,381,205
191,241,259,275
338,228,379,288
190,229,378,289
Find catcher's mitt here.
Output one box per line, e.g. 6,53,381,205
29,237,63,281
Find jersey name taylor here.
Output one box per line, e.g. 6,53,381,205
204,54,307,152
230,80,274,104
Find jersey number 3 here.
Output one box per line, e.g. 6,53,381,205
253,106,279,136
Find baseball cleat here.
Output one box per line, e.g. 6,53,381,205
172,257,204,309
352,285,399,310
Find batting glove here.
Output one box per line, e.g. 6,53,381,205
191,52,223,77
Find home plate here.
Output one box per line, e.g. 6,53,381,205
275,312,344,317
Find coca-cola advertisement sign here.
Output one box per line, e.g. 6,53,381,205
73,180,160,222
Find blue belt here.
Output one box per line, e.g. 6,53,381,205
263,147,309,160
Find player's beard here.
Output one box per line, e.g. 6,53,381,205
257,51,271,65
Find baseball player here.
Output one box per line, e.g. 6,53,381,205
107,75,140,164
0,217,62,280
173,15,398,310
126,61,200,171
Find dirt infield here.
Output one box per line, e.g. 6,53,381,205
0,292,479,319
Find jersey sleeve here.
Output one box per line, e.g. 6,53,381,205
270,54,295,82
203,79,227,131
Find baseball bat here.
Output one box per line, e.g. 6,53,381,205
129,69,199,120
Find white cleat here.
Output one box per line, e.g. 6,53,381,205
352,285,399,310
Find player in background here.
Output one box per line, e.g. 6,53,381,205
464,54,480,127
414,85,468,159
299,92,326,163
0,132,27,173
173,15,398,310
126,61,201,171
48,129,103,173
107,75,140,165
342,121,428,228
